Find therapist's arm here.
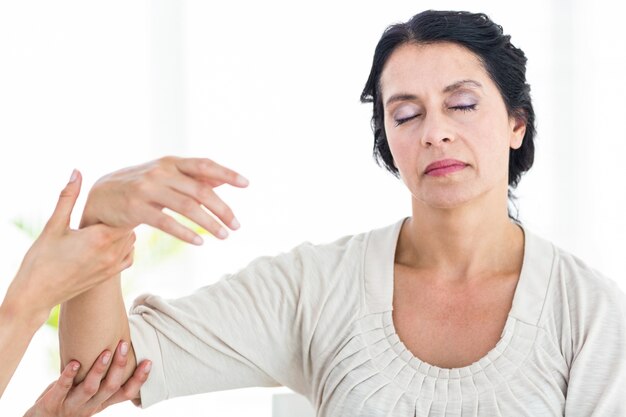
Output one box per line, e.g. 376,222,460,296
59,157,247,387
0,170,134,398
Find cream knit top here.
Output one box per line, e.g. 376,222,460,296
129,219,626,416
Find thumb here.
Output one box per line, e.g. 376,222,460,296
44,169,83,232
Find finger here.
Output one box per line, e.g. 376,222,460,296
85,341,131,408
111,249,135,276
106,228,136,257
176,158,249,188
163,175,240,231
143,205,206,245
44,361,80,405
43,169,82,232
154,187,231,239
66,349,112,406
195,188,240,231
119,231,136,260
101,360,151,409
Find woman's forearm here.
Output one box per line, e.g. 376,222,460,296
0,294,44,397
59,275,136,383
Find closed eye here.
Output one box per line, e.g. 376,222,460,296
394,114,420,126
450,104,477,112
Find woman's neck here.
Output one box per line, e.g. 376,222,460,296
396,193,524,284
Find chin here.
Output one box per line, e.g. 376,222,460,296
412,186,480,210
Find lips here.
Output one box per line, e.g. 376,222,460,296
424,159,468,175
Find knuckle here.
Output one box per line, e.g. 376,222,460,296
144,165,165,181
196,185,213,201
59,187,74,199
218,205,234,221
82,381,99,396
102,379,121,393
158,155,176,166
131,178,150,196
154,215,173,231
103,251,119,267
180,198,198,213
59,380,73,391
199,159,215,173
121,386,135,399
88,228,110,248
126,195,142,213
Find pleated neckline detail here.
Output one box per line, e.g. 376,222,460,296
381,312,518,379
318,219,565,416
318,220,569,417
362,217,556,375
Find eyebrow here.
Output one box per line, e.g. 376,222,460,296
384,79,483,107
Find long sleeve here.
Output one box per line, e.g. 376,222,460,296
128,233,366,409
563,267,626,416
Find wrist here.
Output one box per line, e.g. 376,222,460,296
0,291,48,335
2,271,52,331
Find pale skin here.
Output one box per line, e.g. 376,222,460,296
59,40,528,398
382,42,526,368
0,170,151,415
23,342,152,417
60,158,249,385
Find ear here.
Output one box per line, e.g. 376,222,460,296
509,113,526,150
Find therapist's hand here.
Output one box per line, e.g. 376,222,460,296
23,341,151,417
4,170,136,327
80,156,249,244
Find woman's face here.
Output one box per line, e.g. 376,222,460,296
380,42,525,209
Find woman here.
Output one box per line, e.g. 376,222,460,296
0,170,151,416
59,11,626,416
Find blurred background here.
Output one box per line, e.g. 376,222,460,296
0,0,624,415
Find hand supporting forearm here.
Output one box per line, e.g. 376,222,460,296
0,170,134,398
57,156,248,391
59,276,136,384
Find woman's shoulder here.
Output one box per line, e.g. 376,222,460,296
241,219,402,278
521,227,622,301
548,238,624,305
526,228,626,334
523,228,626,365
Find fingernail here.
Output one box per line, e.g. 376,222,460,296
217,228,228,239
144,361,152,373
120,342,129,356
192,235,204,246
230,218,240,230
69,169,78,183
102,351,112,365
236,175,249,186
72,362,80,371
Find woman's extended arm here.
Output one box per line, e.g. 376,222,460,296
59,157,248,387
0,170,134,397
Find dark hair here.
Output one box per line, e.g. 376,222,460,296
360,10,535,219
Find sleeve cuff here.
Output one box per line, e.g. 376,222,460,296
129,294,169,408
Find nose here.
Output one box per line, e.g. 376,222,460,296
420,111,454,147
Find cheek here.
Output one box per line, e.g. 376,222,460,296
385,130,415,171
471,121,512,175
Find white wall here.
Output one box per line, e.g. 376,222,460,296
0,0,624,415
